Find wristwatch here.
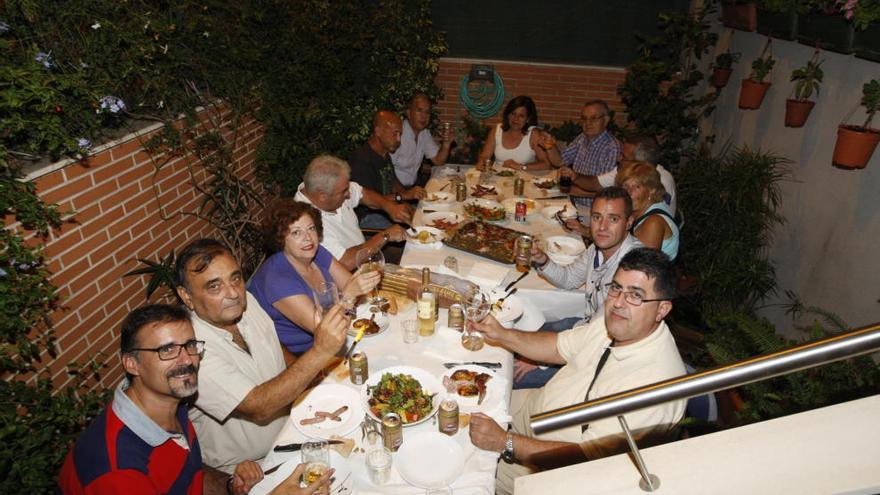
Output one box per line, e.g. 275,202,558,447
395,193,403,202
520,164,528,171
500,432,515,463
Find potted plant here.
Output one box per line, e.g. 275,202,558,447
739,50,775,109
833,79,880,169
757,0,802,40
785,53,823,127
711,51,741,88
722,1,758,31
847,0,880,62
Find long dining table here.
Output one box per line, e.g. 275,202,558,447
253,164,588,495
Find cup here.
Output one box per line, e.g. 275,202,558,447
301,440,330,487
312,282,338,317
365,446,393,485
402,320,419,344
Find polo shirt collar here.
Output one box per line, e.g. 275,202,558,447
605,319,669,362
112,379,185,448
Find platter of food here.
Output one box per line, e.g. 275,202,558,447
442,221,524,264
362,366,444,426
347,305,390,337
441,365,501,412
463,198,506,222
421,211,464,230
396,432,465,489
291,383,364,439
423,191,454,205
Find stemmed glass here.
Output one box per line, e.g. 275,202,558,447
356,247,385,306
462,289,490,351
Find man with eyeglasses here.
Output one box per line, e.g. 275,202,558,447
58,304,273,494
513,186,643,389
544,99,621,209
175,238,350,475
468,248,687,495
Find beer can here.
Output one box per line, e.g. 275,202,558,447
513,177,525,196
381,413,403,452
515,235,533,272
455,181,467,202
447,303,464,331
438,399,460,436
349,351,368,385
514,200,527,222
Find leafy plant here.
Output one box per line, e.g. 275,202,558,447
448,113,491,164
858,79,880,129
749,54,776,82
618,7,719,166
547,120,583,144
714,51,741,70
124,250,177,301
758,0,809,14
790,57,824,101
840,0,880,30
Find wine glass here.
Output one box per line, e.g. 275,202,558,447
312,281,339,319
462,289,490,351
356,247,385,306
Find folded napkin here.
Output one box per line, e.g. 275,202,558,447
465,262,512,289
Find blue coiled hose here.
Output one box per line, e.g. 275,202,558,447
459,71,505,120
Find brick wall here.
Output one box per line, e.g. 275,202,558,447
22,109,265,390
433,57,628,129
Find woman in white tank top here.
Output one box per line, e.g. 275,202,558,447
477,95,552,171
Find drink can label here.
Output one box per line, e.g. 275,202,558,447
515,201,527,222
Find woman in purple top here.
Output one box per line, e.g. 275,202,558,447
248,199,380,354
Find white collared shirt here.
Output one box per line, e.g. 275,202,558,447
390,119,440,186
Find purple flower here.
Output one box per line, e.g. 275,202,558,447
35,51,54,69
77,138,92,149
98,95,126,114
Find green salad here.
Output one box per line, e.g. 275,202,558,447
367,373,435,423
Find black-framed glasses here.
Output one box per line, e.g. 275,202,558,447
605,282,669,307
130,339,205,361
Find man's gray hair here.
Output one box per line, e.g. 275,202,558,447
303,155,350,194
627,135,660,164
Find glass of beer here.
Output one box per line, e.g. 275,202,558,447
462,290,490,351
356,247,385,305
301,441,330,487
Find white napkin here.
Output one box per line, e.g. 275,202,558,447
466,262,512,289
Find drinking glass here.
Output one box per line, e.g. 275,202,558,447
365,446,392,485
301,440,330,487
402,320,419,344
356,247,385,305
312,281,339,318
462,290,490,351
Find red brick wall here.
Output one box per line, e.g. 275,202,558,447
23,110,265,390
433,57,628,129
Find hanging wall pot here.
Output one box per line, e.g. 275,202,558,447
784,100,815,127
832,125,880,169
739,80,771,108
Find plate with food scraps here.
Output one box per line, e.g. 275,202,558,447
291,383,364,439
501,198,537,217
347,305,390,338
441,364,502,412
423,190,454,205
540,204,577,221
406,226,444,248
463,198,506,222
250,450,352,495
397,432,465,489
362,366,444,426
545,235,586,265
421,211,464,230
489,293,525,325
470,183,499,197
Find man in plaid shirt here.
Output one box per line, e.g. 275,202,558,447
547,100,621,208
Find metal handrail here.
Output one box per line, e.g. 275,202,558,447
530,322,880,435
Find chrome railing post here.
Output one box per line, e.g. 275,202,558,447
618,415,660,492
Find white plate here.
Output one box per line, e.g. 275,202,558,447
443,365,502,413
406,226,444,248
421,211,464,229
362,366,444,426
501,198,538,216
251,450,351,495
463,198,506,222
396,431,465,489
540,204,577,221
423,191,454,204
489,293,525,324
291,383,364,440
347,306,390,337
532,178,560,193
546,236,586,257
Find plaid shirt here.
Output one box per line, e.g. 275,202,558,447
561,131,621,207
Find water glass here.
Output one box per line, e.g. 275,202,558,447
312,281,338,317
301,440,330,487
365,446,393,485
402,320,419,344
462,290,490,351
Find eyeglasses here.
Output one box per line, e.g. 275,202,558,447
605,282,669,306
579,115,607,123
130,339,205,361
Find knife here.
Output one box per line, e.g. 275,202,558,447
443,361,502,369
504,271,529,292
274,439,345,453
540,195,570,200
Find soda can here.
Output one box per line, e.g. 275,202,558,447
513,177,525,196
438,399,460,436
349,351,368,385
381,413,403,452
515,200,527,222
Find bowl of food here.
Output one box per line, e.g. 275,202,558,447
501,198,537,217
463,198,506,222
362,366,443,426
423,191,454,205
544,235,586,265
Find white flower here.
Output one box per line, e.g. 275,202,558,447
203,31,209,37
91,22,101,30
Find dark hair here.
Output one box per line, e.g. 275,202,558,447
174,238,234,290
263,199,323,252
593,186,633,219
501,95,539,134
120,304,190,380
617,248,676,299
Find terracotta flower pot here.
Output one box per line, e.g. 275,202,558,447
738,79,771,109
832,124,880,169
711,68,733,88
784,99,815,127
722,3,757,32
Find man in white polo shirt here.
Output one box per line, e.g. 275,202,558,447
295,154,409,270
390,93,452,187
